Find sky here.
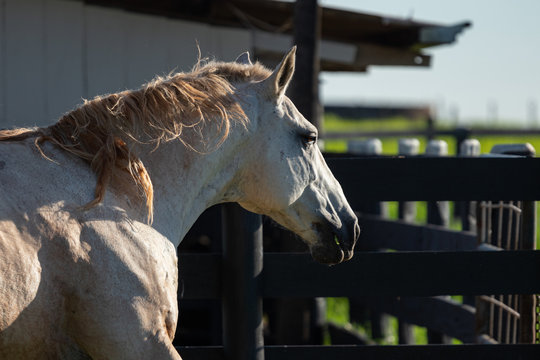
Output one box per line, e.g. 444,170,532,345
318,0,540,126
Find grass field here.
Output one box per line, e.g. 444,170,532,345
322,114,540,155
322,114,539,345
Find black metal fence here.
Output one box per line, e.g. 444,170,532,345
175,155,540,359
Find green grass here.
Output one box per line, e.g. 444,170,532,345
323,114,540,344
322,114,540,155
326,297,350,326
324,114,428,133
325,297,430,345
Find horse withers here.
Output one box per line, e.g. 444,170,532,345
0,48,359,359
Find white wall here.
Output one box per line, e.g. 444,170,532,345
0,0,251,127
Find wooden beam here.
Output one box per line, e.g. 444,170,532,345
355,42,430,67
221,204,264,360
290,0,321,129
263,344,540,360
177,344,540,360
262,251,540,297
358,214,477,251
326,157,540,201
179,250,540,299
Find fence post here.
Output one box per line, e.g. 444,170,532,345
396,138,420,344
457,139,482,310
347,138,389,341
398,138,419,223
426,140,450,227
454,127,472,156
425,140,452,344
291,0,321,130
458,139,481,232
222,203,264,360
347,138,386,216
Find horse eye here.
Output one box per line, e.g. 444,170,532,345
303,133,317,147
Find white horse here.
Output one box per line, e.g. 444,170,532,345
0,48,359,359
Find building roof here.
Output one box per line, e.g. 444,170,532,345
84,0,471,71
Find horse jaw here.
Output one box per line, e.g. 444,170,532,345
267,174,360,266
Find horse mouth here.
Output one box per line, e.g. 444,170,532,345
334,233,354,261
309,224,356,265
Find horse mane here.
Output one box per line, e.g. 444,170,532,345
0,60,272,223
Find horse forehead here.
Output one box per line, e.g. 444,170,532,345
281,97,316,130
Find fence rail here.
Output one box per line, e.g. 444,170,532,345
179,251,540,299
262,251,540,297
179,344,540,360
326,156,540,201
358,214,477,251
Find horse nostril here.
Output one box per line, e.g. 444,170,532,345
354,222,361,241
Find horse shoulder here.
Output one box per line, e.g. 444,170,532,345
62,210,180,355
0,219,41,331
0,209,88,358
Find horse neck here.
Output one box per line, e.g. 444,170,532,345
138,133,244,247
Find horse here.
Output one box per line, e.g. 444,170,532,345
0,47,359,359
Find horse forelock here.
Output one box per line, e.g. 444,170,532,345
0,60,272,223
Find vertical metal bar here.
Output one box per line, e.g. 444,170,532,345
222,203,264,360
480,201,488,243
507,202,515,250
497,294,503,341
489,298,495,339
487,202,493,244
506,294,512,343
513,305,518,343
497,201,504,248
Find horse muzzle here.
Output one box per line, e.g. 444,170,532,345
310,216,360,265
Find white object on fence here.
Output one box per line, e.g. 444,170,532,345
491,143,536,156
425,139,448,156
348,138,382,155
398,138,420,156
460,139,481,156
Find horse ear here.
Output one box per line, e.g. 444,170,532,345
264,46,296,100
235,51,252,65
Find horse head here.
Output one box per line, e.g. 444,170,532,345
235,48,359,265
